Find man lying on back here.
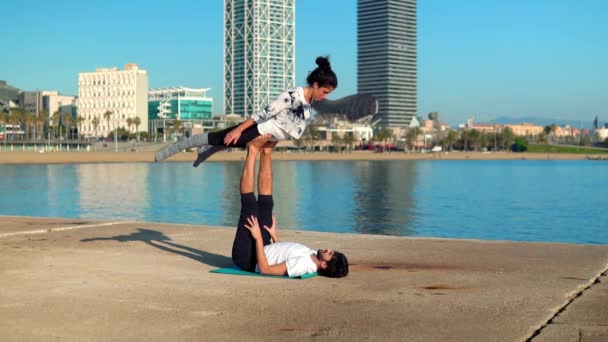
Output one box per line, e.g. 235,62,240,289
231,138,349,278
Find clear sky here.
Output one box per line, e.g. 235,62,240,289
2,0,606,125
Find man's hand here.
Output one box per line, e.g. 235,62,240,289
247,133,272,150
244,215,263,241
224,128,242,145
262,140,278,150
263,215,278,242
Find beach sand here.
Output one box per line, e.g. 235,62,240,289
0,150,594,164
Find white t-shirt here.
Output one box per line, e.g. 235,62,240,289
259,242,318,277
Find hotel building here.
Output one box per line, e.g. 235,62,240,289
78,64,148,138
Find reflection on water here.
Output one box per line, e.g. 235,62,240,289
0,160,607,244
78,164,149,221
353,161,417,235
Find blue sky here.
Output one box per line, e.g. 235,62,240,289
2,0,606,125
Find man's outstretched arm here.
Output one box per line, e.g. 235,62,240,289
244,216,287,276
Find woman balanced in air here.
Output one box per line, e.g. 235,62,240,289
154,56,337,163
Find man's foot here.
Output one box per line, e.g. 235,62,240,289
193,145,227,167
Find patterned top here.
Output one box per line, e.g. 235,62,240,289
251,87,312,140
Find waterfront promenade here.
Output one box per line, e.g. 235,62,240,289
1,216,606,341
0,149,598,165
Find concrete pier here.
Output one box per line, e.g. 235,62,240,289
1,216,606,341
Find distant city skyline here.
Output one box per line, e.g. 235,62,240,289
2,0,606,126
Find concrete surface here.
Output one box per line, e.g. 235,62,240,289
1,216,607,341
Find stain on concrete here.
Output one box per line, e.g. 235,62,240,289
351,263,463,271
421,284,460,290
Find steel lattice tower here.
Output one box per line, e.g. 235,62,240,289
224,0,295,118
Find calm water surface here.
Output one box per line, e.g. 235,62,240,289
0,160,606,244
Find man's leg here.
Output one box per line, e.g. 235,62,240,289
231,144,260,271
257,142,278,245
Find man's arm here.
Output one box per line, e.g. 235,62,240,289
245,216,287,276
253,239,287,276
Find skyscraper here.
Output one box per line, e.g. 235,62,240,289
358,0,417,127
224,0,295,118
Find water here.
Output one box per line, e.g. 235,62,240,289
0,160,606,244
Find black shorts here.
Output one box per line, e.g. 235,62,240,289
231,192,274,271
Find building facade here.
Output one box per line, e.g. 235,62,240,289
0,80,20,111
148,87,213,120
78,64,148,138
43,93,75,117
18,91,60,117
224,0,295,118
358,0,417,127
148,87,213,139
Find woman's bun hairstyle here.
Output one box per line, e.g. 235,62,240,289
307,56,338,88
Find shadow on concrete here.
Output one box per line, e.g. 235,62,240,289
81,228,232,268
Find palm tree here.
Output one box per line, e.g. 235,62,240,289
331,132,342,152
8,109,24,141
51,111,61,139
37,110,48,142
61,113,74,140
302,124,320,150
0,110,8,130
126,117,134,136
500,127,515,150
343,132,355,152
468,129,481,151
76,115,85,140
92,117,100,141
446,129,458,151
550,123,558,143
24,112,36,141
405,127,420,151
133,116,141,141
0,111,7,148
172,119,182,139
103,110,113,137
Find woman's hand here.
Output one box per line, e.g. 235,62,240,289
244,215,263,241
224,128,242,145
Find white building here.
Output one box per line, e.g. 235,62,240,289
78,63,148,138
595,127,608,140
317,118,375,142
44,93,75,116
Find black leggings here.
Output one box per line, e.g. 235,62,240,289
208,123,262,148
231,193,274,271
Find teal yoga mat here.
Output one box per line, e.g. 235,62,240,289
210,265,317,279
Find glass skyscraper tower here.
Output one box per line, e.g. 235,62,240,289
224,0,295,118
358,0,417,127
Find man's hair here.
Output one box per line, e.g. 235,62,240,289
318,252,349,278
